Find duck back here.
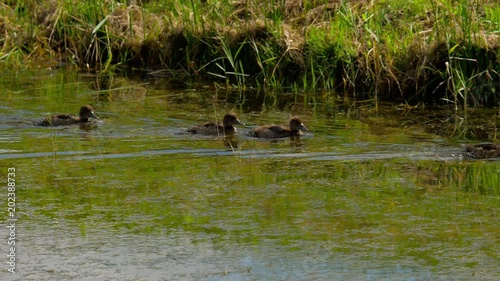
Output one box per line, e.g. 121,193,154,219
465,143,500,158
188,122,236,135
36,114,80,126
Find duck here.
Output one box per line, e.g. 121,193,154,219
187,113,244,135
249,116,308,139
465,143,500,159
35,105,98,126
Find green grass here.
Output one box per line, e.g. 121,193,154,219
1,0,500,106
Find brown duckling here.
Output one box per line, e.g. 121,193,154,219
249,116,308,139
35,105,98,126
187,113,244,135
465,143,500,159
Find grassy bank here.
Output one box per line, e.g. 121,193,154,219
1,0,500,106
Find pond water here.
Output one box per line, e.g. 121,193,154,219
0,69,499,280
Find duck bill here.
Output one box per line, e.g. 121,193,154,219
299,124,308,131
236,119,245,126
90,111,98,119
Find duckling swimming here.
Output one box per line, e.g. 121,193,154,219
187,113,244,136
35,105,98,126
249,116,308,139
465,143,500,159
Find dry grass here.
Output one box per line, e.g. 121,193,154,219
1,0,499,106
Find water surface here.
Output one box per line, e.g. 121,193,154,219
0,69,498,280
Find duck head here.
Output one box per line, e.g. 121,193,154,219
223,113,244,126
79,105,98,120
289,117,308,132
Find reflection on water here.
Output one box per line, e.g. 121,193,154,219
0,70,498,281
13,225,440,281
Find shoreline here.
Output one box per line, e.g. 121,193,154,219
1,0,499,106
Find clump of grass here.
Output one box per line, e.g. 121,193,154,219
0,0,500,106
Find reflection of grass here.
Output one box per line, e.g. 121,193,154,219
19,154,499,232
13,149,499,273
353,102,499,142
440,160,500,195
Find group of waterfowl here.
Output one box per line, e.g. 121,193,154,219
35,105,308,139
35,105,499,158
186,112,308,139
